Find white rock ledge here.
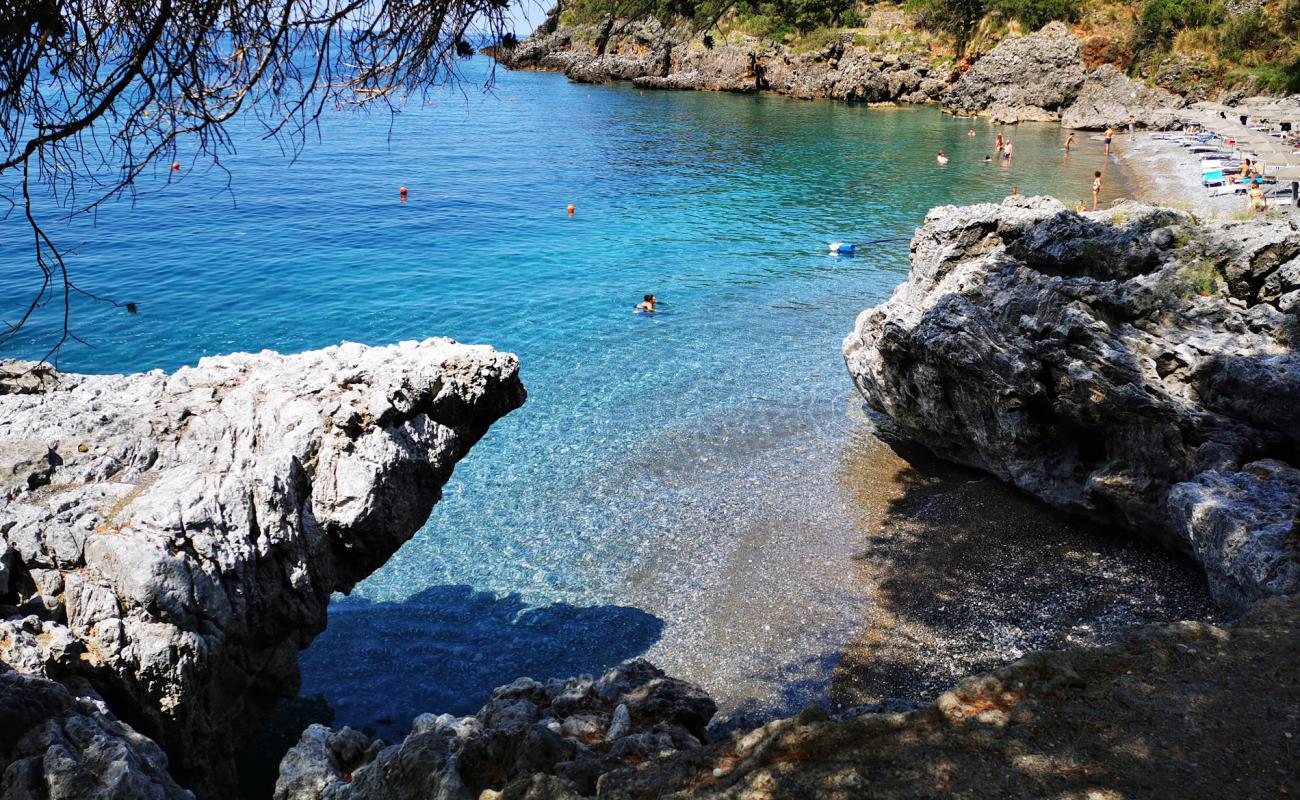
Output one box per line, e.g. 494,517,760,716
0,338,525,797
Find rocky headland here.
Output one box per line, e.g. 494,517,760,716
844,197,1300,612
0,340,525,797
501,12,1185,129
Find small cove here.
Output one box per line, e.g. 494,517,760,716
0,61,1194,739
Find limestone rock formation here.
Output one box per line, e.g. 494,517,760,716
1,664,192,800
501,12,946,104
0,339,525,796
1061,64,1186,130
273,659,718,800
843,198,1300,611
942,22,1085,121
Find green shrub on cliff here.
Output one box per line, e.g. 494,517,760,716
989,0,1082,30
1138,0,1224,45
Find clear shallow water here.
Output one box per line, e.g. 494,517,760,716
0,61,1128,735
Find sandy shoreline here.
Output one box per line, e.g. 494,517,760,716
1111,130,1281,217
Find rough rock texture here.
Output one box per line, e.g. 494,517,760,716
0,339,525,797
942,23,1085,122
1060,64,1186,130
273,659,718,800
501,12,948,104
843,197,1300,611
0,664,192,799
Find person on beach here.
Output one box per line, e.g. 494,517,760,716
636,294,658,313
1234,158,1252,183
1076,200,1087,213
1064,132,1075,153
1248,180,1268,212
1128,114,1136,135
1092,171,1102,210
1104,127,1115,155
937,150,949,165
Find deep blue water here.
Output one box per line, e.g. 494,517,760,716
0,60,1127,734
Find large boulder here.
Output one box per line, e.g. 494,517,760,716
843,198,1300,611
273,659,717,800
0,664,192,799
1061,64,1185,130
0,339,525,796
942,22,1086,121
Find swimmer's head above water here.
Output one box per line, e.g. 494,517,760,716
636,294,658,312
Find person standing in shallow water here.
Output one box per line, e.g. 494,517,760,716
636,294,657,313
1092,171,1103,210
1104,127,1115,155
1064,132,1075,153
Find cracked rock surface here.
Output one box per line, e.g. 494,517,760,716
273,658,717,800
0,338,525,797
844,197,1300,611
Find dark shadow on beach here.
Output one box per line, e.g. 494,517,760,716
298,585,664,739
828,426,1219,708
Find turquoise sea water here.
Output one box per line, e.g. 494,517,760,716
0,61,1129,734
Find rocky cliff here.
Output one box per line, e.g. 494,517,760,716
0,339,525,797
843,197,1300,611
502,14,1183,128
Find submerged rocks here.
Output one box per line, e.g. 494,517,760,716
843,199,1300,611
0,339,525,796
942,23,1085,121
273,659,717,799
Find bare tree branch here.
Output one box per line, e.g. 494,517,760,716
1,0,522,362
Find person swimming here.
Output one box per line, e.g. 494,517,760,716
635,294,658,313
984,155,992,163
937,150,949,164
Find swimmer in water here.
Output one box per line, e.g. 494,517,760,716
636,294,658,313
937,150,949,164
984,155,992,163
1064,131,1075,153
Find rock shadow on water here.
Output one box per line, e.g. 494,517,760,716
297,585,664,739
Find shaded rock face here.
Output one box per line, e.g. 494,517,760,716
0,664,191,799
942,23,1085,122
843,198,1300,611
273,659,718,800
502,13,947,104
0,339,525,797
1060,64,1186,130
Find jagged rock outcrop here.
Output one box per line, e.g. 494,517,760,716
843,198,1300,611
501,11,948,104
942,22,1085,122
0,339,525,797
1061,64,1186,129
273,659,718,799
1,664,191,799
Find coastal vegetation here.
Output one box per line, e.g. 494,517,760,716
558,0,1300,92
